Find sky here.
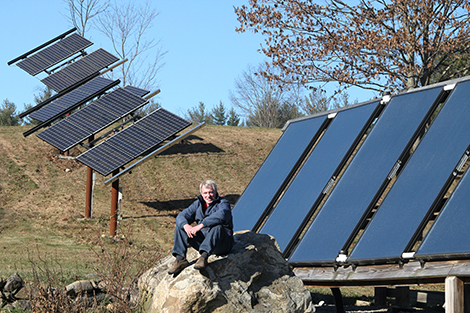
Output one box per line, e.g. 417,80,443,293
0,0,376,120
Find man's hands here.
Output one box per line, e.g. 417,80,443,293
183,223,204,238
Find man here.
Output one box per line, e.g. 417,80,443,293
168,180,234,274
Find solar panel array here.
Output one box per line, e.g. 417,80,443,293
76,108,191,176
30,77,118,122
41,48,118,93
16,33,92,76
233,77,470,267
37,87,147,152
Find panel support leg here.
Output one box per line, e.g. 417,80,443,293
331,287,345,313
446,276,464,313
396,286,410,308
85,166,93,219
110,170,119,237
375,287,387,307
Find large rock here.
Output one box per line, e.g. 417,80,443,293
139,231,313,313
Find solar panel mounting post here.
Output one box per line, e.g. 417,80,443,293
85,135,95,219
110,170,120,237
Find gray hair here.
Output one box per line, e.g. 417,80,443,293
200,180,217,193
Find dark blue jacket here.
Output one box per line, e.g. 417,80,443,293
176,195,234,239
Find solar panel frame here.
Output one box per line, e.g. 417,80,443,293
347,80,470,265
123,85,150,97
232,114,330,233
288,86,445,266
16,33,92,76
76,108,191,176
41,48,118,93
415,162,470,261
29,77,117,122
259,100,381,253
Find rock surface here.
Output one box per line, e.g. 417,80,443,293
139,231,314,313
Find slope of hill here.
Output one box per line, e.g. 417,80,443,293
0,125,281,278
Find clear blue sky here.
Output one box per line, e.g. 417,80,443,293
0,0,375,120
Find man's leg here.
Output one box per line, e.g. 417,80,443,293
169,226,190,274
195,225,233,270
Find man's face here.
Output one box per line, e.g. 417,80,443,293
201,185,216,204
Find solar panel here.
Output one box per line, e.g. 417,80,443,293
16,33,93,76
76,108,191,176
347,80,470,264
36,87,147,151
232,114,329,233
415,164,470,261
123,85,150,97
288,86,444,265
41,48,118,92
259,100,381,253
30,77,117,122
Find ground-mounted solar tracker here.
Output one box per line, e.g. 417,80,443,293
415,161,470,261
259,100,381,253
37,87,147,152
16,33,93,76
231,113,330,233
347,80,470,265
287,86,446,265
41,48,119,93
76,108,192,176
30,77,118,122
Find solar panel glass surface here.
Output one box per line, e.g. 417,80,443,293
232,115,328,232
288,86,443,264
41,48,118,92
415,167,470,260
76,109,191,176
16,33,92,76
259,101,380,252
30,77,116,122
348,80,470,263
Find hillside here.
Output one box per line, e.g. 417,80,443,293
0,125,281,278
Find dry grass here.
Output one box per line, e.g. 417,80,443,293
0,124,280,280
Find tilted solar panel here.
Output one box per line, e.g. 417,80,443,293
259,100,381,253
123,85,150,98
76,108,191,176
30,77,117,122
36,87,147,152
41,48,118,92
348,80,470,264
415,165,470,261
288,86,444,265
232,114,329,233
16,33,93,76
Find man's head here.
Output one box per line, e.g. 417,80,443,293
200,180,217,204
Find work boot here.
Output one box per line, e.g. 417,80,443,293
194,255,208,270
168,258,189,274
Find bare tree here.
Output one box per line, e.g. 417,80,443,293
63,0,109,36
230,63,303,128
235,0,470,94
96,0,166,91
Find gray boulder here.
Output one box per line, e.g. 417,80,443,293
139,231,313,313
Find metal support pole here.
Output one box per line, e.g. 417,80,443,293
110,170,120,237
85,135,95,219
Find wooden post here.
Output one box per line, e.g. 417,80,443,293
85,135,95,219
445,276,464,313
110,170,119,237
375,287,387,307
396,286,410,308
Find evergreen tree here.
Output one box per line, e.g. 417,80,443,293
187,102,212,124
0,99,20,126
211,101,227,126
226,108,240,126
